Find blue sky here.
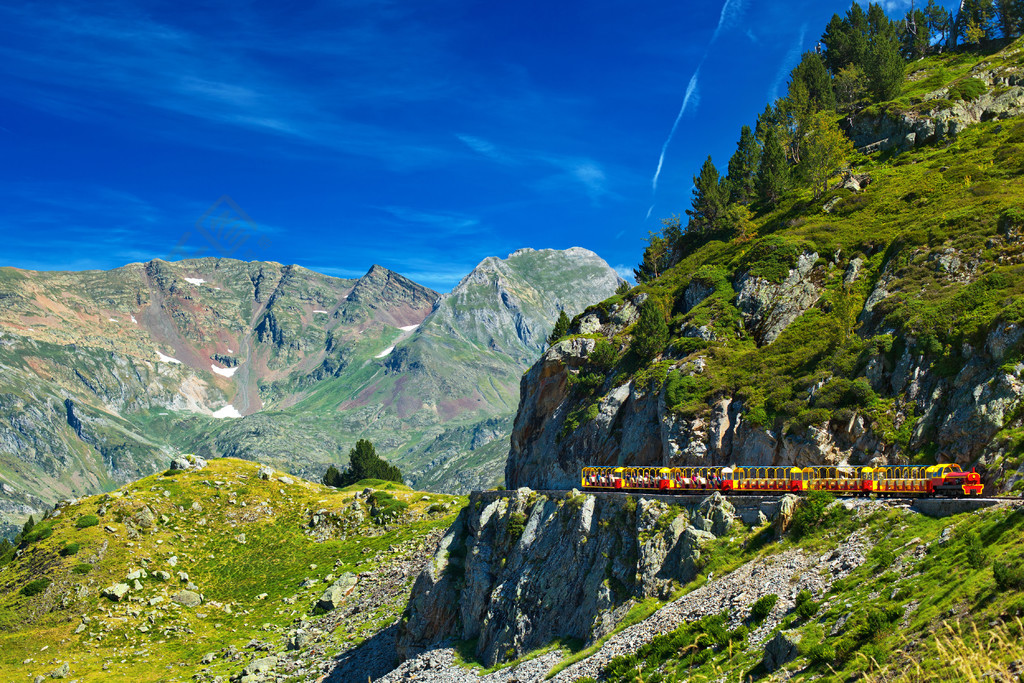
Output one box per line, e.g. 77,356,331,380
0,0,956,292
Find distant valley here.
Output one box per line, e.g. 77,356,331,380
0,248,621,536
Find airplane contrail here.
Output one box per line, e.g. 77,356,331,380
649,0,744,202
652,68,700,192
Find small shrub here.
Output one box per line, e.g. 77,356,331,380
795,589,820,619
507,512,528,541
427,503,447,514
750,594,779,623
22,579,50,597
790,490,838,538
994,559,1024,590
73,563,93,575
963,529,987,569
948,77,987,102
75,515,99,529
60,542,80,557
589,338,617,370
870,547,897,574
809,641,836,665
22,523,53,543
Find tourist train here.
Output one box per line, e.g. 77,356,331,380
580,464,984,497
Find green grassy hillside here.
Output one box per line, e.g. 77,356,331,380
0,458,465,682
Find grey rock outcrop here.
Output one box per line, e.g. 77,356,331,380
848,64,1024,154
169,454,207,472
763,629,803,671
397,489,754,668
735,252,824,346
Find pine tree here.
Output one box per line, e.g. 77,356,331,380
548,310,571,345
321,464,344,488
791,52,836,111
866,2,890,36
995,0,1019,37
339,439,402,486
634,232,668,284
925,0,952,44
801,111,855,198
22,516,35,536
631,298,668,363
821,3,870,75
900,8,932,59
727,125,760,205
756,125,790,208
959,0,997,44
867,27,905,101
615,280,631,296
755,103,782,145
835,64,867,112
686,155,727,234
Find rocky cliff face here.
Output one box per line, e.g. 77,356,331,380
397,488,762,667
847,62,1024,154
507,247,1024,492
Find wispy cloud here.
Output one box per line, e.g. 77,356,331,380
457,134,616,204
613,264,635,283
0,3,458,169
648,0,745,202
769,24,808,102
652,69,700,192
455,134,513,164
379,206,482,235
712,0,746,42
862,0,912,12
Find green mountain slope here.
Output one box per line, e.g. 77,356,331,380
509,40,1024,493
0,458,466,683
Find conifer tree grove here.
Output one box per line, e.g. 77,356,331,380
756,125,790,208
867,26,905,100
331,439,402,487
727,125,761,205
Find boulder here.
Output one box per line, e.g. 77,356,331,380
696,492,737,536
243,655,277,676
316,573,357,612
101,583,130,602
48,662,70,679
172,590,202,607
132,506,155,529
257,465,274,480
763,630,803,672
169,454,208,471
773,495,800,538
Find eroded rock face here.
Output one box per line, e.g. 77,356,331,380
848,64,1024,153
397,489,750,668
735,252,824,346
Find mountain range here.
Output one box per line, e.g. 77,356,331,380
0,248,621,536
